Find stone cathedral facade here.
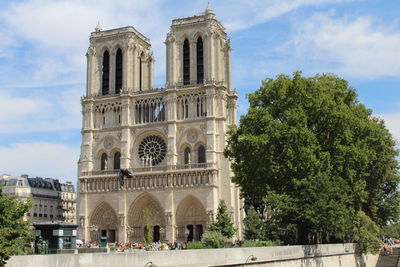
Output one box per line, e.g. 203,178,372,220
77,5,243,243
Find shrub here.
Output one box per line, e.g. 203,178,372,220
201,230,227,248
242,240,280,247
186,241,207,249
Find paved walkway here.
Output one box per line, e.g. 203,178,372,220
375,247,400,267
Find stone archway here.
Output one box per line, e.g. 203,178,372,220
175,195,207,242
127,193,165,242
89,202,118,243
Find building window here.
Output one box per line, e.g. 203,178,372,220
115,48,123,93
139,52,144,91
34,213,37,217
102,50,110,95
114,152,121,170
198,145,206,163
196,37,204,83
184,147,191,164
138,135,167,166
183,39,190,85
101,153,108,170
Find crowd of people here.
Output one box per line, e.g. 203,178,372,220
382,238,397,255
79,241,187,251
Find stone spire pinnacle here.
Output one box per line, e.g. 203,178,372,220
205,2,214,14
204,2,215,19
95,21,102,32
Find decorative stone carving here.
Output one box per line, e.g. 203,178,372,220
187,131,198,143
128,37,137,51
79,216,85,228
119,214,125,227
165,212,173,225
207,210,214,224
103,137,114,149
94,135,100,142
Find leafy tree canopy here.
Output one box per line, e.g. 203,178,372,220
0,187,32,266
224,72,400,246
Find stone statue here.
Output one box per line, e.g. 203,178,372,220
104,159,108,170
79,217,85,228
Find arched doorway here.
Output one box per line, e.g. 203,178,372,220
89,202,118,243
127,193,165,242
175,195,207,242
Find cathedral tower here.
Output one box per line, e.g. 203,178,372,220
77,5,242,243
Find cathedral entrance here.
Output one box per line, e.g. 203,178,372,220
176,196,207,242
185,224,203,242
127,193,165,242
153,225,160,242
100,229,116,242
89,202,119,243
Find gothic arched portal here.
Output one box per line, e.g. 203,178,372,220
175,195,207,242
89,202,118,242
127,193,165,242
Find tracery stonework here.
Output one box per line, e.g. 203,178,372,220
77,4,243,243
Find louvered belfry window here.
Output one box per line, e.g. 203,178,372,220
196,37,204,84
183,39,190,85
102,51,110,95
115,49,123,93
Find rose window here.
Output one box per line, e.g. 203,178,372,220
138,135,167,166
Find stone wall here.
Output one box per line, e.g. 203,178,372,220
7,243,379,267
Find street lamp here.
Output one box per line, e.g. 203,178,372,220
245,254,257,263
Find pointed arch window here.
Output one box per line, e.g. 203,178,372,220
198,145,206,163
115,49,123,94
139,52,144,91
102,51,110,95
101,153,108,170
184,147,191,164
196,37,204,84
183,39,190,85
113,152,121,170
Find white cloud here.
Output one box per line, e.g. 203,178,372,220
0,91,51,123
0,142,79,181
378,112,400,145
287,11,400,79
215,0,349,31
0,88,81,134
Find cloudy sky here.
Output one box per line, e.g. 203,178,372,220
0,0,399,182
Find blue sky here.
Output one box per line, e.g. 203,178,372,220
0,0,399,182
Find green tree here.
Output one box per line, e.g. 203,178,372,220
143,209,153,244
209,200,236,239
0,187,32,266
244,206,264,240
224,72,400,248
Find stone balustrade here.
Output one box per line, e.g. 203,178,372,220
79,169,217,193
